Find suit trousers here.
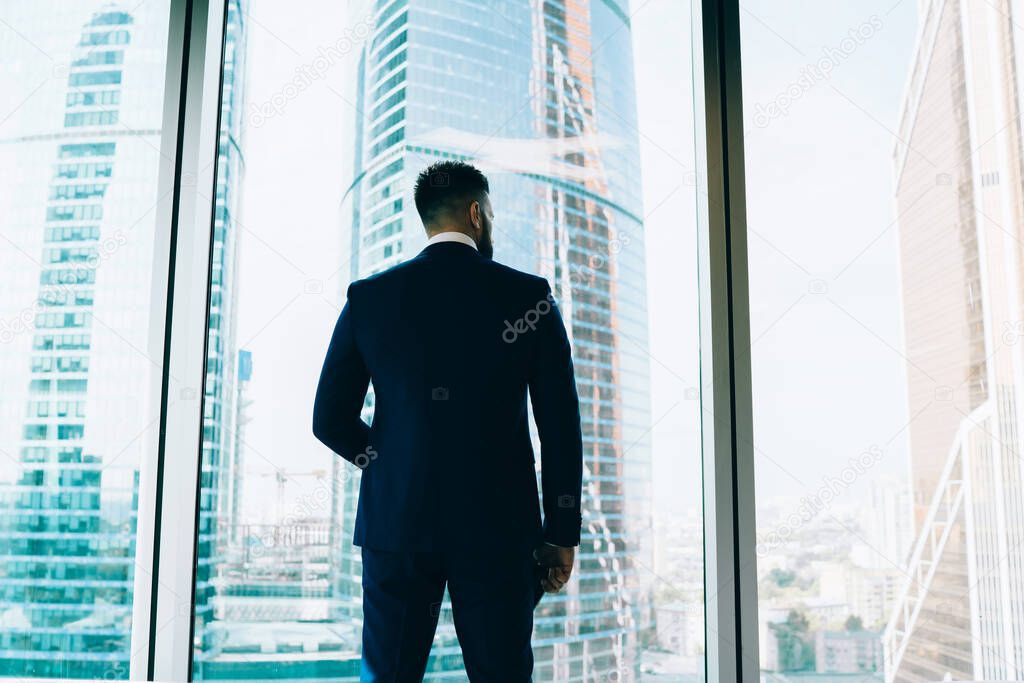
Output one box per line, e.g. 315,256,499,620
359,544,543,682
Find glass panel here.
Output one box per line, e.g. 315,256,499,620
0,1,172,678
743,0,1024,679
190,0,703,680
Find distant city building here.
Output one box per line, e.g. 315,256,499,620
199,520,361,680
816,562,901,630
814,630,882,674
653,513,704,592
885,0,1024,680
800,599,850,627
858,480,912,572
226,349,253,546
760,674,883,683
655,602,703,657
760,628,781,673
757,606,794,671
216,522,335,623
340,0,653,679
759,607,791,672
847,570,900,631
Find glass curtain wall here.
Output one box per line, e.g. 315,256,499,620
0,1,173,678
186,0,705,681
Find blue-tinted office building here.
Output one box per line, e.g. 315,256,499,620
193,0,249,666
0,8,139,678
0,2,248,678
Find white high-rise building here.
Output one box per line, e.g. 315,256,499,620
858,479,913,571
885,0,1024,679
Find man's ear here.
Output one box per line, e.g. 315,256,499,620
469,200,481,231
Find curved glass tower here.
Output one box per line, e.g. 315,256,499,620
341,0,653,679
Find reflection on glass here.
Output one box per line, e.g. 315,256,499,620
744,0,1024,679
190,0,702,681
0,1,170,678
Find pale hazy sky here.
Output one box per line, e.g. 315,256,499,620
740,0,918,514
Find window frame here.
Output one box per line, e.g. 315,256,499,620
146,0,230,680
692,1,760,680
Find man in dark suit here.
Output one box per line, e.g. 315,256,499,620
312,160,583,682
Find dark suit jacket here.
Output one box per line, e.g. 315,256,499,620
312,240,583,552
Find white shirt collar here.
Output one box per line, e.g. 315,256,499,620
426,231,478,251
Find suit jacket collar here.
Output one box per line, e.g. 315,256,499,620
420,240,482,258
425,231,478,250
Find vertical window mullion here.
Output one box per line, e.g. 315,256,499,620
143,0,227,679
694,0,759,680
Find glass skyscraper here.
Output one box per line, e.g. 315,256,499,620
193,0,249,669
341,0,654,679
884,0,1024,679
0,2,245,678
0,6,143,678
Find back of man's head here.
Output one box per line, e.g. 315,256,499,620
413,161,490,233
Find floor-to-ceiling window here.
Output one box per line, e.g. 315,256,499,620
185,0,705,681
743,0,1024,679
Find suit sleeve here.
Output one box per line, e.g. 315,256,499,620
528,281,583,547
312,284,371,465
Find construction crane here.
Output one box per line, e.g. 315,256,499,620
248,468,328,522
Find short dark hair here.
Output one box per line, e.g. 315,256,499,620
413,161,490,229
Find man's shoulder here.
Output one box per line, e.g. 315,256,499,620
485,260,550,294
346,256,426,296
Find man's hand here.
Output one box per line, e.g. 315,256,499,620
534,543,575,593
